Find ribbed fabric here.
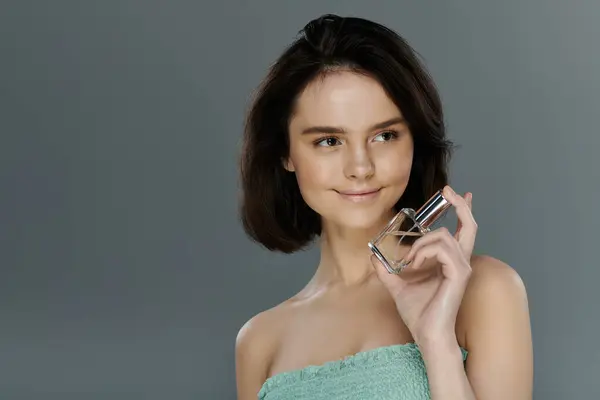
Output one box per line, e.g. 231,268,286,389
258,342,468,400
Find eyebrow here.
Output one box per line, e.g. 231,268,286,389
301,117,406,135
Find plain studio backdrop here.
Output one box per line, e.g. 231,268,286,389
1,1,599,398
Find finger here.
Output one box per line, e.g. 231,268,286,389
443,186,477,256
407,241,471,282
404,227,453,262
407,241,453,272
454,192,470,236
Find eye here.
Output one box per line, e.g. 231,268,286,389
315,136,342,147
373,130,399,142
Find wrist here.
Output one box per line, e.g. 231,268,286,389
416,334,475,400
415,332,460,356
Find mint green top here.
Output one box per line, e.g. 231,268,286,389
258,343,468,400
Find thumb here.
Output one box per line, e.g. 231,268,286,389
370,254,391,276
370,254,406,292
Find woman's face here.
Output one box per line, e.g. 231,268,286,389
286,70,414,231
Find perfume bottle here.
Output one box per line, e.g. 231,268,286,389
368,190,451,274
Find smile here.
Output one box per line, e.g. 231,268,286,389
336,188,382,202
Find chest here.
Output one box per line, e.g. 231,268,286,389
269,289,413,377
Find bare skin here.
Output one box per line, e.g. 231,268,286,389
236,71,533,399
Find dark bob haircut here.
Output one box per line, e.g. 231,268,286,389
239,14,454,253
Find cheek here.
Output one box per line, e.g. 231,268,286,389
378,144,414,183
288,142,333,186
295,169,332,214
288,149,337,211
294,157,332,193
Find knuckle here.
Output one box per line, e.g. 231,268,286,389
437,227,451,237
440,227,454,241
414,234,426,243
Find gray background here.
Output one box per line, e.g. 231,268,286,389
1,0,598,398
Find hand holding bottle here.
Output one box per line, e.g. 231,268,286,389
371,186,477,347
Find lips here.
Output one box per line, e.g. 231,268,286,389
336,188,382,202
338,188,381,196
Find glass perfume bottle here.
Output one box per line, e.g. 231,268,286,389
368,190,451,274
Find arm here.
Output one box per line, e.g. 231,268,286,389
420,256,533,400
235,313,273,400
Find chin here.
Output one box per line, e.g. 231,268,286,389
328,208,393,232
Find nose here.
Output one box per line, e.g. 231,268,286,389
343,144,375,180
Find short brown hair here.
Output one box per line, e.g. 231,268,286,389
239,14,454,253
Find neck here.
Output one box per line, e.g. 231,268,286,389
312,212,394,287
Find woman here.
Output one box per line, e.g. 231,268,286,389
235,14,533,400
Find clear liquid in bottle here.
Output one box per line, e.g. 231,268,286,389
368,190,450,274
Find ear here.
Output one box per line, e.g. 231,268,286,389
283,157,295,172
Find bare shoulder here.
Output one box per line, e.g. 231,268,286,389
236,300,291,366
457,254,534,398
235,300,295,399
458,254,529,333
467,254,528,301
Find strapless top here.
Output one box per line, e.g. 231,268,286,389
258,342,468,400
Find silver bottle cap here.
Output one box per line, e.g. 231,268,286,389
414,190,451,228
